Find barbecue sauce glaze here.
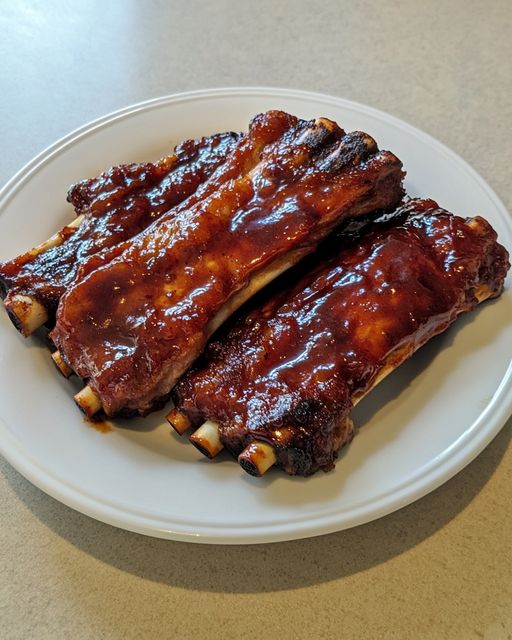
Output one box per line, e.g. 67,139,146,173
0,132,241,315
173,199,510,475
51,111,405,416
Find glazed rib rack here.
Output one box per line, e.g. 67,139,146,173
49,110,405,418
169,199,510,476
0,131,240,336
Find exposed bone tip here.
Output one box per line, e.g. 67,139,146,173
189,420,224,458
26,214,85,259
51,350,73,378
466,216,484,231
67,213,85,229
30,234,62,255
166,408,192,435
314,117,336,131
238,442,277,477
362,132,378,151
74,385,102,417
4,294,48,336
474,283,494,303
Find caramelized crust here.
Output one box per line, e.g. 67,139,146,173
173,199,510,476
0,131,240,319
51,110,405,416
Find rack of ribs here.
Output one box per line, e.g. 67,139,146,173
169,198,510,476
49,110,405,418
0,130,241,336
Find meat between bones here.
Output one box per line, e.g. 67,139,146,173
50,110,405,417
170,199,510,476
0,131,240,335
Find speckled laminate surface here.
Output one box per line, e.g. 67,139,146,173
0,1,510,638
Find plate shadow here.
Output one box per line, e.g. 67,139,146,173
2,414,510,594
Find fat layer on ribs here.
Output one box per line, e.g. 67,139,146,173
0,131,240,333
50,110,405,417
172,198,510,476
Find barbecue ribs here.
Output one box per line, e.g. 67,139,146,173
0,131,240,334
171,199,510,476
50,110,405,417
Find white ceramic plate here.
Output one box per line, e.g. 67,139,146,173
0,88,510,544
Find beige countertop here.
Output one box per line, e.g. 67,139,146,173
0,1,510,638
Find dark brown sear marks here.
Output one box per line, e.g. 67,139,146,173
172,199,510,476
0,131,241,316
50,111,405,417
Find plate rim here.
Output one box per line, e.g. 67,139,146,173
0,86,510,544
2,86,511,226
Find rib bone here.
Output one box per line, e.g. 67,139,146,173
52,111,404,418
3,295,49,336
0,133,240,335
166,407,192,435
75,385,102,417
29,214,84,257
51,350,73,378
238,442,277,477
189,420,224,458
191,275,501,476
174,200,510,476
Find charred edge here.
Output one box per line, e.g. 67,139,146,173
298,119,340,153
67,178,92,210
318,131,378,172
175,131,241,160
238,456,262,477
